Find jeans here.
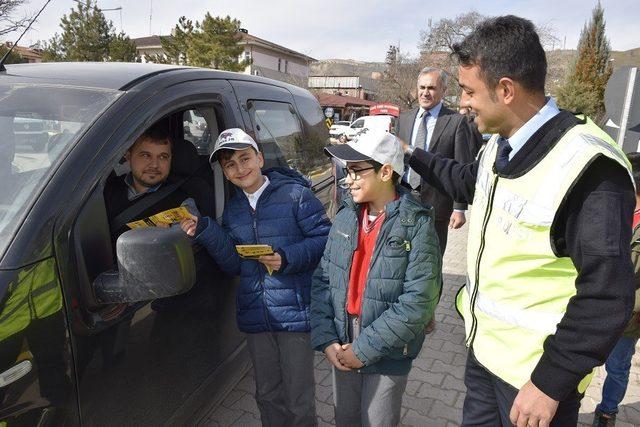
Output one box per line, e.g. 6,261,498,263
596,336,639,415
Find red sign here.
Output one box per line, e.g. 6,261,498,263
369,104,400,117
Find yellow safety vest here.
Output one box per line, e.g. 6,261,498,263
456,116,633,391
0,257,63,342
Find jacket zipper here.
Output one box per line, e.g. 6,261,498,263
466,174,499,348
343,207,360,338
350,209,404,367
253,211,272,332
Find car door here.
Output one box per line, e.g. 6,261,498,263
229,80,334,212
53,78,250,426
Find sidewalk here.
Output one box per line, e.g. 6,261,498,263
202,224,640,426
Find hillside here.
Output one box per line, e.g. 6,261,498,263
309,59,386,78
611,47,640,69
312,47,640,79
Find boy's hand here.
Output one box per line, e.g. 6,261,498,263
338,344,364,369
180,214,198,236
258,253,282,272
324,343,351,372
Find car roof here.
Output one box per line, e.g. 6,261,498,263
1,62,302,92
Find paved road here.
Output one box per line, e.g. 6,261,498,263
202,223,640,426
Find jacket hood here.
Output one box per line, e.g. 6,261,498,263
264,167,312,188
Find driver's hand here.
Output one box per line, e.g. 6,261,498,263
180,214,198,236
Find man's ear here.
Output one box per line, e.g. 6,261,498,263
257,151,265,168
124,150,131,163
497,77,516,105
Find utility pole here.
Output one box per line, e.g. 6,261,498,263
149,0,153,35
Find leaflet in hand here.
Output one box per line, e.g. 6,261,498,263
236,244,276,275
235,244,274,259
127,206,192,229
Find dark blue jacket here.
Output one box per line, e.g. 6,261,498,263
311,189,442,375
196,168,331,333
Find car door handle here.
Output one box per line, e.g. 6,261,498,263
0,360,32,387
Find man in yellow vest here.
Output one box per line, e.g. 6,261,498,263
403,15,636,427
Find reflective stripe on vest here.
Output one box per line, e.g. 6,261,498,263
468,286,564,335
457,116,633,391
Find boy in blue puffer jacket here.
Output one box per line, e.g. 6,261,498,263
311,129,442,426
180,128,331,426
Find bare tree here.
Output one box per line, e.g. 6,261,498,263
418,12,561,104
419,12,484,54
377,49,423,110
0,0,31,38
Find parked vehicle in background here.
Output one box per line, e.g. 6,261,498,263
329,120,351,137
343,114,396,140
13,117,58,151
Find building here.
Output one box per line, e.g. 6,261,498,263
237,30,314,86
316,93,378,122
308,76,378,100
131,36,164,61
131,30,315,87
4,42,42,63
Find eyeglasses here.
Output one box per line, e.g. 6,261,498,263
343,166,376,181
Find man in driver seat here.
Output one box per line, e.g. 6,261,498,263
104,125,199,239
104,125,209,313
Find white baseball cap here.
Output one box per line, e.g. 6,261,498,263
210,128,260,163
324,128,404,177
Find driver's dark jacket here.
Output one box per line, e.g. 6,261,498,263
104,175,198,239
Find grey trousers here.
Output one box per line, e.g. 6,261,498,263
245,332,317,427
332,367,408,427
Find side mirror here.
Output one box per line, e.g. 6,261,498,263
93,227,196,304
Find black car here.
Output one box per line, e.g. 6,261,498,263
0,62,334,425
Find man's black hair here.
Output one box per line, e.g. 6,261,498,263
131,124,173,151
451,15,547,94
627,152,640,194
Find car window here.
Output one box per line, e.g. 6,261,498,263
182,108,213,155
247,100,307,172
351,119,364,128
0,83,120,255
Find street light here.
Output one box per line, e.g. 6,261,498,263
71,1,123,32
101,7,123,32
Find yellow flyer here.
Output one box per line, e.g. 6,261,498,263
235,244,274,258
236,245,276,275
127,206,192,229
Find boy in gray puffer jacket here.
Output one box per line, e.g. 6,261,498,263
311,129,442,426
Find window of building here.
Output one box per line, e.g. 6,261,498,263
278,59,282,72
285,60,288,74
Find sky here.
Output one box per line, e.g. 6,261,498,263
7,0,640,62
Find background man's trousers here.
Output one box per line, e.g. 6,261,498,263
462,351,582,426
434,219,449,256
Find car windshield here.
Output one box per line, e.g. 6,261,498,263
0,83,120,255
